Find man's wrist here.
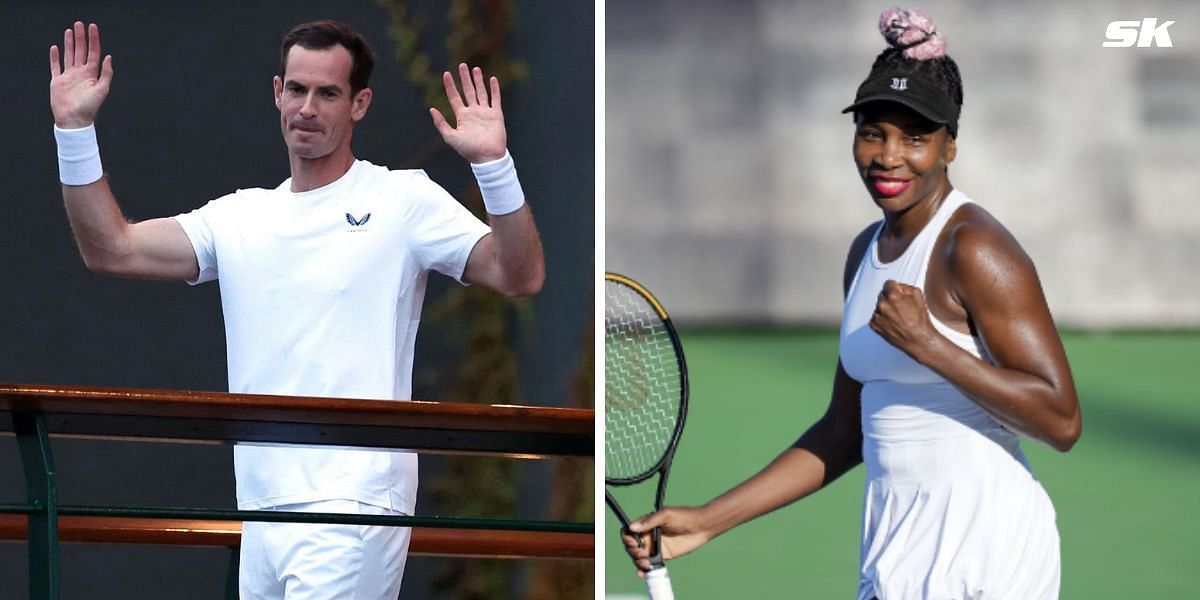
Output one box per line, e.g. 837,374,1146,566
54,116,96,129
469,150,507,164
53,123,104,186
470,150,525,216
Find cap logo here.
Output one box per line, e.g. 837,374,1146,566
890,77,908,91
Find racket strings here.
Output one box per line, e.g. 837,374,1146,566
605,281,682,481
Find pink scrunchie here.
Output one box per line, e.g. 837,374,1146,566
878,7,947,60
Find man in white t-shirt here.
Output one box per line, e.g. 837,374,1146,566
49,19,545,599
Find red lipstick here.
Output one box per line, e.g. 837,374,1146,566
872,176,911,197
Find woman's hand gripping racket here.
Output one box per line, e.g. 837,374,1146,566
605,273,688,600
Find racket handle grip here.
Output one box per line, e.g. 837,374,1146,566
645,566,674,600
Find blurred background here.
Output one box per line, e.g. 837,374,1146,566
606,0,1198,598
0,1,593,599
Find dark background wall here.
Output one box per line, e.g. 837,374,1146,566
0,2,593,598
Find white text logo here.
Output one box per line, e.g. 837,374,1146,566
890,78,908,91
1104,18,1175,47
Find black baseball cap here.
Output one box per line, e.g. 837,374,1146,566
842,70,960,136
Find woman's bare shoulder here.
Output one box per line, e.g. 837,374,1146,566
943,202,1034,273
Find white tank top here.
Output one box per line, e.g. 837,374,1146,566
839,189,1060,600
841,189,1014,450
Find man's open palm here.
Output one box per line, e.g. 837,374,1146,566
50,21,113,128
430,63,507,164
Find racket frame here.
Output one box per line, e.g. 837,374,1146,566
603,272,690,569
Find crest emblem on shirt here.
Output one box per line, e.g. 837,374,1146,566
345,212,371,227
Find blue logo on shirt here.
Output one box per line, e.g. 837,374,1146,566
345,212,371,227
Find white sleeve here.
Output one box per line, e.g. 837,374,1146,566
171,194,232,285
401,171,491,283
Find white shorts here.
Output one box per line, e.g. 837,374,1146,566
239,499,412,600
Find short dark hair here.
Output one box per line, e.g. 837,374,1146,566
279,20,374,95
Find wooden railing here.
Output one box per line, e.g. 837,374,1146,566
0,383,594,599
0,515,592,559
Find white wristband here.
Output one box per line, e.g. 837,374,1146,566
471,150,526,216
54,124,104,186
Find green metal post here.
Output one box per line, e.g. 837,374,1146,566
14,412,59,600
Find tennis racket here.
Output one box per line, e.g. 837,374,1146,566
605,272,689,600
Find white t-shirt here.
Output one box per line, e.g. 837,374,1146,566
172,159,491,512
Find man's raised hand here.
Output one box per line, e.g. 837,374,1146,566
430,63,507,164
50,22,113,129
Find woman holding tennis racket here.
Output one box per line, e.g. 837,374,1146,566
622,8,1081,599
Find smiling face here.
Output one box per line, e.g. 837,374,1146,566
853,102,956,213
273,45,372,161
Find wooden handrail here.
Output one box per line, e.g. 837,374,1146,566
2,384,595,599
0,383,594,458
0,515,592,560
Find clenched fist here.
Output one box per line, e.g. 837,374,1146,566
869,280,941,362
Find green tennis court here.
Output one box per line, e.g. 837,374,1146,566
605,330,1199,598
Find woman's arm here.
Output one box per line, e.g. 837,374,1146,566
621,224,876,573
869,210,1082,451
622,363,863,572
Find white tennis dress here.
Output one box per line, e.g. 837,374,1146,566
840,190,1061,600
